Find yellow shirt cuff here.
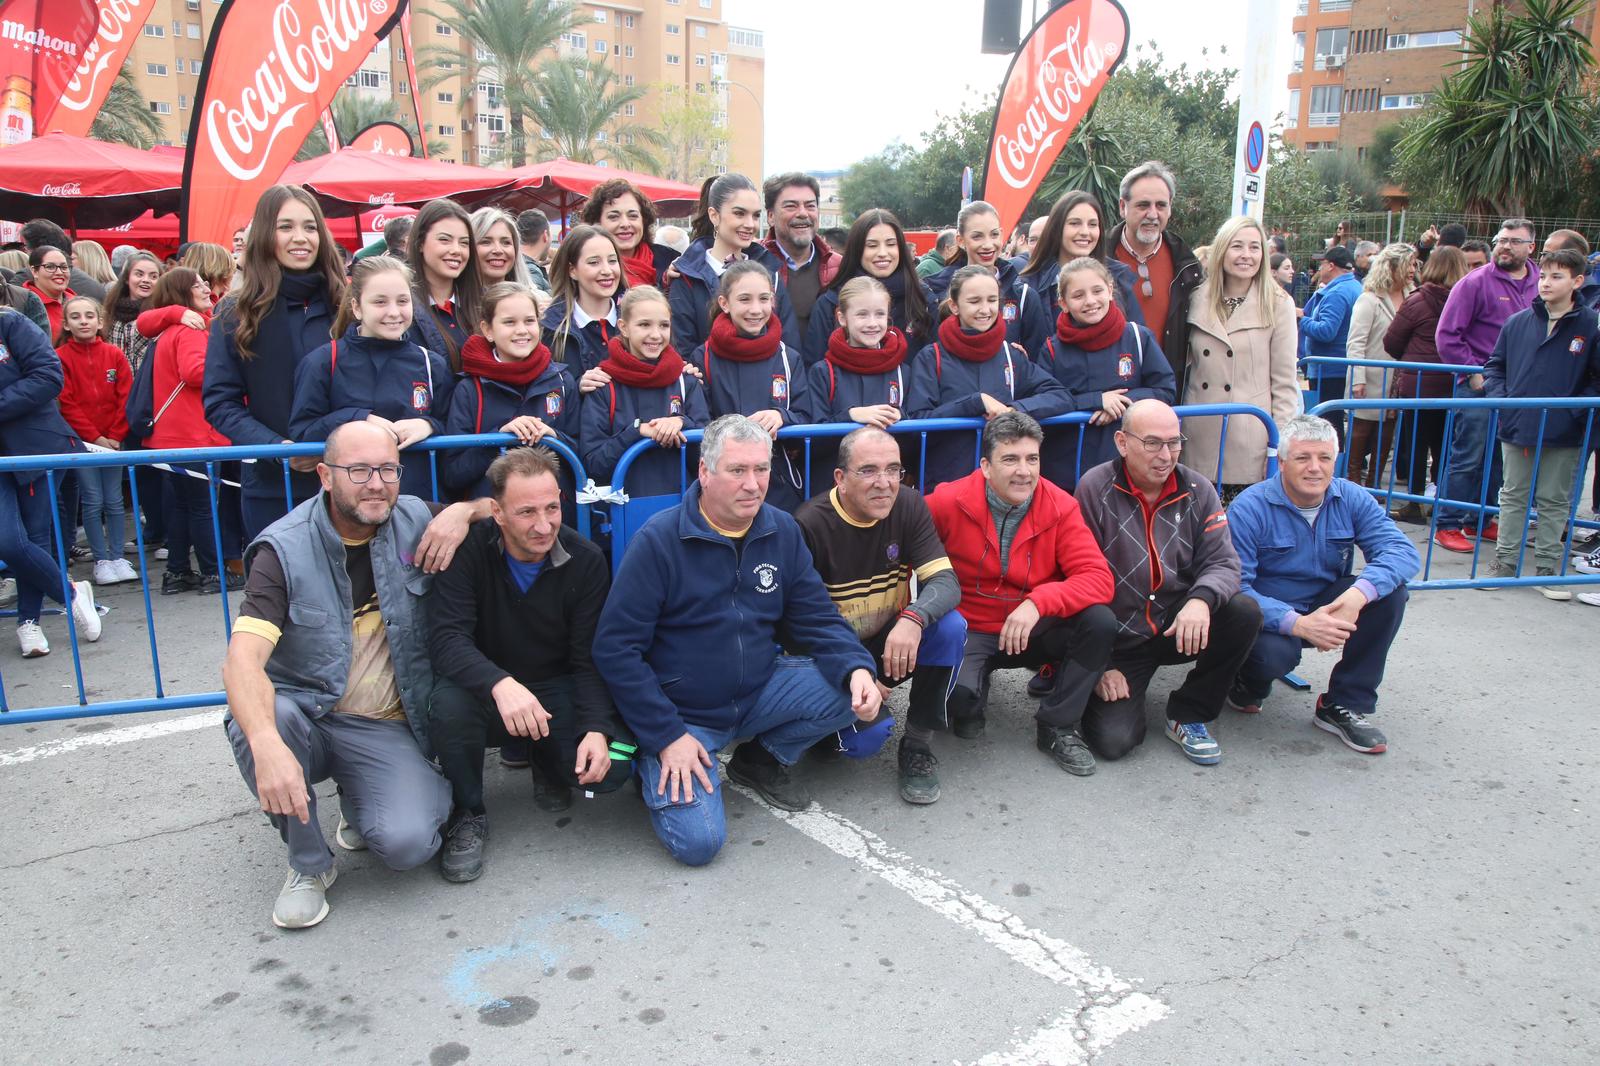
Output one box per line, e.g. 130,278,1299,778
234,616,282,646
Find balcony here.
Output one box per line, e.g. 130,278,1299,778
1307,112,1340,127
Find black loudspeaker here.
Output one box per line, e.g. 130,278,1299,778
981,0,1022,54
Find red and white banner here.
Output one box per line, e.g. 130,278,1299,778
980,0,1129,237
398,5,425,159
45,0,159,137
319,107,341,150
348,119,412,156
180,0,405,242
0,0,101,143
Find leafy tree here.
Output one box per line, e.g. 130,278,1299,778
1397,0,1598,216
89,64,164,149
657,84,729,183
418,0,583,167
294,92,448,161
517,57,665,171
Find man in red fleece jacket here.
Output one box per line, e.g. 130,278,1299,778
926,411,1116,776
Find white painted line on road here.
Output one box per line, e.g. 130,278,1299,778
728,784,1168,1064
0,710,224,767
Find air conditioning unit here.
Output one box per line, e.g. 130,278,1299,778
1327,54,1346,69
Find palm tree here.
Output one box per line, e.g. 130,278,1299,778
419,0,584,167
294,92,448,161
1397,0,1597,216
517,57,666,172
89,64,165,149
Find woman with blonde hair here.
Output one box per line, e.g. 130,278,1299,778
72,241,115,287
469,205,532,288
1345,241,1415,488
180,242,238,302
1182,216,1299,494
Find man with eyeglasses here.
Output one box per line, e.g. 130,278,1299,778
1110,161,1202,391
221,421,492,929
1433,218,1541,555
1073,400,1262,765
927,411,1116,776
795,427,967,804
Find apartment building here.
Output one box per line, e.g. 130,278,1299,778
1282,0,1599,157
120,0,764,179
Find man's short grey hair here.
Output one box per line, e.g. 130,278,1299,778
1501,217,1535,239
1354,240,1381,257
109,245,140,275
701,413,772,471
1280,414,1339,449
934,228,958,254
1119,160,1176,203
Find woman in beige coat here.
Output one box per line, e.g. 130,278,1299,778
1182,216,1299,494
1344,242,1415,487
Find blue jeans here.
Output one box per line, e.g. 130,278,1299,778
638,655,859,867
1437,381,1503,532
0,472,70,623
77,465,126,562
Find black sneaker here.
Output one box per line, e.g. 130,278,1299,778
161,570,200,595
951,712,986,740
530,763,572,813
440,812,488,883
1313,697,1387,754
1026,665,1055,697
1035,723,1096,776
498,739,531,769
897,741,940,805
1225,681,1262,714
725,741,811,811
199,571,245,594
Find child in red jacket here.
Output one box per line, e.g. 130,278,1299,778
56,296,137,585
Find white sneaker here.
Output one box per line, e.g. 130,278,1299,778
69,580,102,641
123,540,137,555
1572,547,1600,575
112,558,140,583
334,814,367,852
0,577,15,607
154,547,168,561
272,866,337,929
92,559,120,585
17,621,48,657
1577,591,1600,607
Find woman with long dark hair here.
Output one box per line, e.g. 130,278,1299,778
581,178,678,290
1020,191,1144,328
203,184,346,541
803,208,936,364
405,198,484,370
541,225,623,377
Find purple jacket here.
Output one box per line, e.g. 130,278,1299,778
1435,261,1540,368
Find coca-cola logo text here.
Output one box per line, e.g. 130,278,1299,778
203,0,373,182
992,25,1111,190
58,0,153,115
42,182,83,196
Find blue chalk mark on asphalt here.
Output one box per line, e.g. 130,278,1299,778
447,907,642,1009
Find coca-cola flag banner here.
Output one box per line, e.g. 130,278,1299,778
0,0,100,144
398,5,426,158
45,0,160,138
980,0,1130,237
319,107,341,150
348,119,413,156
180,0,405,242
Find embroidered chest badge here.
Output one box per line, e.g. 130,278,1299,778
411,382,431,411
668,394,683,415
1003,301,1018,322
1571,338,1586,354
771,375,788,402
1117,354,1135,379
754,562,779,593
888,380,902,407
545,391,563,416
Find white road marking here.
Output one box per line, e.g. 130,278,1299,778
0,710,224,766
729,784,1169,1064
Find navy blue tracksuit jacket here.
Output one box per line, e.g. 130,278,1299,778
667,239,800,358
579,366,710,497
441,361,581,498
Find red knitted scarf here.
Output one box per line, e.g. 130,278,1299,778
620,242,658,291
459,334,551,386
707,312,783,363
598,334,687,388
1054,300,1127,351
938,314,1006,362
825,326,908,376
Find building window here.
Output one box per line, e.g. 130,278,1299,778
1294,0,1308,12
475,45,496,62
623,14,635,27
624,103,635,116
695,82,706,93
349,70,385,89
439,124,455,136
593,10,607,22
1382,93,1430,110
435,22,453,35
186,0,200,8
478,81,504,107
437,91,454,103
1286,89,1300,128
187,22,201,38
696,25,707,37
1387,30,1462,50
1292,32,1304,72
144,24,163,37
561,31,586,48
667,0,680,5
178,94,189,110
666,53,680,65
146,63,168,76
729,28,762,48
1318,0,1352,10
149,101,172,115
1313,27,1349,68
1308,85,1342,125
595,130,608,143
667,24,681,35
595,40,607,53
482,113,505,133
624,74,635,86
624,45,634,58
398,80,408,95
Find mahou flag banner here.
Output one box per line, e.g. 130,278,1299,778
0,0,101,143
46,0,160,137
349,119,413,156
181,0,405,242
980,0,1130,237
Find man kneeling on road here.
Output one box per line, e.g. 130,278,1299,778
426,447,634,884
1226,414,1421,754
1074,400,1262,765
221,421,491,929
926,411,1117,777
594,414,881,866
795,427,966,805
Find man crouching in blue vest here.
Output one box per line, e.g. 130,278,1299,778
594,413,882,865
221,420,491,929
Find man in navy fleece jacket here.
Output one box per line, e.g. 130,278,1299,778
594,414,880,866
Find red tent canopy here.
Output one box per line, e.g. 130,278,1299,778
73,206,416,260
0,133,184,229
489,158,701,220
281,149,524,216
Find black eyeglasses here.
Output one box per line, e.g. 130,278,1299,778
38,262,70,273
325,463,403,484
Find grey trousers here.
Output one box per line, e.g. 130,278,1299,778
1497,444,1582,571
226,696,452,876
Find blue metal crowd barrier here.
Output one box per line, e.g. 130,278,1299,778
0,433,591,726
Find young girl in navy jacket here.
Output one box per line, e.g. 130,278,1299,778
443,282,580,500
691,260,811,511
907,267,1070,488
1035,257,1175,488
543,225,623,376
290,256,456,500
926,201,1052,359
580,285,709,498
56,296,137,585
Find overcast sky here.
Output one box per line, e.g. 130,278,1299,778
722,0,1293,174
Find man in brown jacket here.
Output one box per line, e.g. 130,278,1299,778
1073,400,1262,765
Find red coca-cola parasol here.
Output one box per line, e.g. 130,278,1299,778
281,148,523,216
491,158,701,221
71,206,417,259
0,132,184,230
